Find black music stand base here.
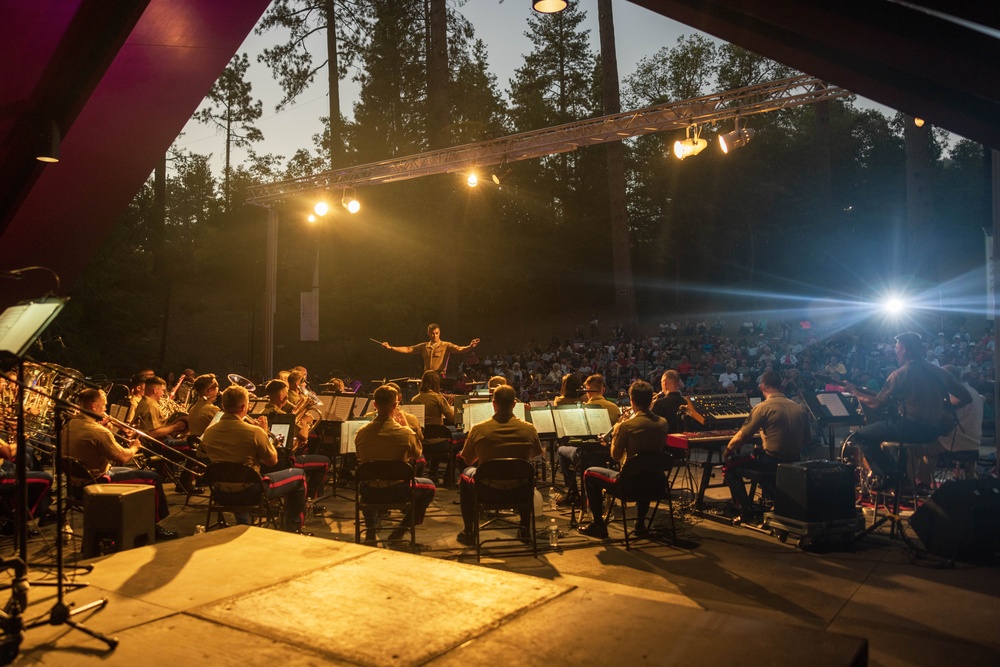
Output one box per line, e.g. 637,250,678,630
23,598,118,649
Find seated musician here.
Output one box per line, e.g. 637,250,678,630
185,374,220,442
354,385,436,543
133,375,198,493
578,380,669,539
0,437,54,528
262,379,330,514
200,386,309,533
63,388,178,540
125,370,153,423
286,369,306,406
651,370,686,433
722,371,810,524
843,332,971,490
555,374,621,507
410,370,457,486
455,385,542,546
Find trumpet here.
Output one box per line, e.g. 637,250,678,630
101,412,206,476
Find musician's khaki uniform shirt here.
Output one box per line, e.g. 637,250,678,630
459,415,541,465
186,399,220,437
411,390,454,426
134,396,165,431
355,417,420,463
62,413,128,478
609,411,669,463
738,395,810,462
200,414,275,473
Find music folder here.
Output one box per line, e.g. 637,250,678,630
0,297,67,359
340,417,373,454
526,405,556,436
551,406,613,439
320,395,356,422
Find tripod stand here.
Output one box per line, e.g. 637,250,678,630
0,299,118,661
854,441,925,555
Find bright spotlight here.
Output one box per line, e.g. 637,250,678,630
307,214,317,223
314,201,329,216
345,198,360,214
467,173,479,187
883,296,907,315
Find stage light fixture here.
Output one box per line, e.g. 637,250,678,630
342,188,360,214
35,116,60,163
314,201,329,216
532,0,568,13
673,125,707,160
719,124,755,154
467,173,479,187
307,214,317,223
882,296,907,316
914,117,925,127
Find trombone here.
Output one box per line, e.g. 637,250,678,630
101,412,206,476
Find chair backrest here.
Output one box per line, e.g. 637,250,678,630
422,424,452,442
355,460,414,504
203,462,265,495
617,450,674,502
475,458,535,505
61,457,101,487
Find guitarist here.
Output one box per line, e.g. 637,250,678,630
843,332,970,490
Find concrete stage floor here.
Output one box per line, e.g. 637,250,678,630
3,477,998,666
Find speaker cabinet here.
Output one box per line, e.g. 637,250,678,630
910,478,1000,560
82,483,155,558
774,460,856,523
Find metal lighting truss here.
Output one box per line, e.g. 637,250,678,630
246,74,849,205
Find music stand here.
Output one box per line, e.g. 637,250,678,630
0,298,118,662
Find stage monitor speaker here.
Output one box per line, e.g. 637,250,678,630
82,483,155,558
909,478,1000,561
774,460,856,523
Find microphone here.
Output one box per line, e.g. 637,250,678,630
0,270,24,280
35,338,43,351
57,336,66,349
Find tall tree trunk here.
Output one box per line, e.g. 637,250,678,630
153,155,170,368
427,0,449,149
598,0,638,336
325,0,344,167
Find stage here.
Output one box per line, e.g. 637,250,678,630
10,526,867,665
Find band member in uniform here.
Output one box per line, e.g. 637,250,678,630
200,386,309,533
556,374,621,507
286,370,306,406
410,370,456,485
133,375,198,492
354,385,436,543
651,370,686,433
186,374,221,439
455,385,542,545
578,380,669,539
843,332,971,489
381,323,480,377
63,388,178,539
262,379,329,513
723,371,810,524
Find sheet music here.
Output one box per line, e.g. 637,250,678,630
528,406,556,434
399,403,426,427
817,392,850,417
553,408,590,437
528,400,550,409
269,423,292,449
323,395,355,422
340,418,373,454
350,398,372,420
464,401,493,428
583,408,613,435
247,398,269,415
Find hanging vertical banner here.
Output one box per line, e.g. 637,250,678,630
300,246,320,341
986,229,995,322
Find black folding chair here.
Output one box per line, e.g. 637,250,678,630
473,458,538,561
354,460,416,548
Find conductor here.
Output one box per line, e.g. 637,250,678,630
381,323,480,377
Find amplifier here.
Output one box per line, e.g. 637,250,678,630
774,460,856,523
82,483,155,558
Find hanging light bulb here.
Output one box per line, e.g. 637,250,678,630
673,125,707,160
342,188,360,213
719,124,755,154
307,214,317,223
467,173,479,187
314,201,329,216
532,0,568,13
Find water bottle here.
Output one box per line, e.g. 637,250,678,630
194,525,206,535
547,491,557,511
547,518,559,548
